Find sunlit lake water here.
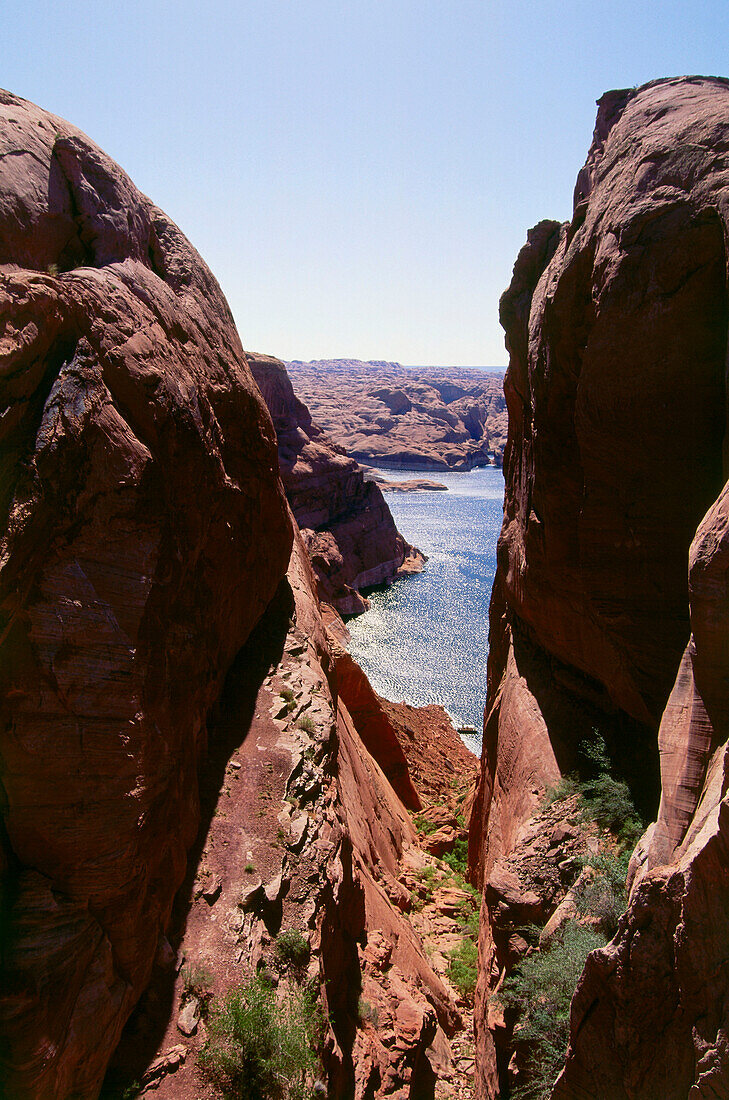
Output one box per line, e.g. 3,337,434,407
347,467,504,754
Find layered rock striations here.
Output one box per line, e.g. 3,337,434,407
286,358,507,470
0,91,292,1098
471,76,729,1098
249,352,424,615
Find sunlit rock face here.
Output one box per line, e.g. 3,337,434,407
471,76,729,1098
0,89,291,1098
248,351,424,615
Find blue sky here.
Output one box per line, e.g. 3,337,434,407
5,1,729,364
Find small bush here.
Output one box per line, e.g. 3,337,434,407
275,929,310,969
543,774,580,807
297,714,316,734
447,936,478,1001
357,997,379,1026
441,838,469,877
280,688,297,713
414,811,442,837
576,847,631,936
199,974,318,1100
498,921,605,1100
181,963,213,1003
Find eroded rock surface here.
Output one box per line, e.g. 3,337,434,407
249,352,424,615
287,359,507,470
0,90,292,1098
471,76,729,1098
105,527,474,1100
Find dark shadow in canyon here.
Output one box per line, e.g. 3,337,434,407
100,577,294,1097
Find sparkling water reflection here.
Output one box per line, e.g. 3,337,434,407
347,467,504,753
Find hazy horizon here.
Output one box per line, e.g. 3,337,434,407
6,2,729,365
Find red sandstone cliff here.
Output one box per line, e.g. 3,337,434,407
0,89,479,1100
0,91,293,1097
471,76,729,1098
248,352,424,615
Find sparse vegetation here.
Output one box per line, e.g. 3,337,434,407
244,864,256,874
445,877,480,1003
274,929,310,970
543,774,580,807
575,847,632,937
280,688,297,713
414,811,442,837
499,728,647,1098
498,921,604,1100
447,935,479,1001
181,962,214,1004
297,714,316,734
199,974,319,1100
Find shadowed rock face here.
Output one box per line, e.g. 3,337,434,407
0,91,292,1098
471,76,729,1097
248,352,424,615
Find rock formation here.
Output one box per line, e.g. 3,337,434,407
0,88,483,1100
286,359,507,470
471,75,729,1098
102,525,478,1100
0,91,294,1098
249,352,424,615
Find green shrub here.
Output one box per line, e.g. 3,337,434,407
447,936,478,1001
576,847,631,936
274,929,310,970
280,688,297,713
575,730,642,844
498,921,605,1100
296,714,316,734
414,811,442,837
198,974,318,1100
543,774,580,806
441,837,469,877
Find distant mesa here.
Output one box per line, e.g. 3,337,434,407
286,358,507,470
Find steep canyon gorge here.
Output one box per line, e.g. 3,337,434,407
3,73,729,1100
472,75,729,1099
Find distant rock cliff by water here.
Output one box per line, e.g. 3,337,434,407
287,358,508,470
248,352,424,615
471,75,729,1099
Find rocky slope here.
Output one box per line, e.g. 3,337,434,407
0,89,481,1100
249,352,424,615
0,90,293,1099
286,359,507,470
102,527,480,1100
471,75,729,1099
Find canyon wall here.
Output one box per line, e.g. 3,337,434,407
0,90,295,1098
249,352,424,615
472,75,729,1098
0,89,477,1100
